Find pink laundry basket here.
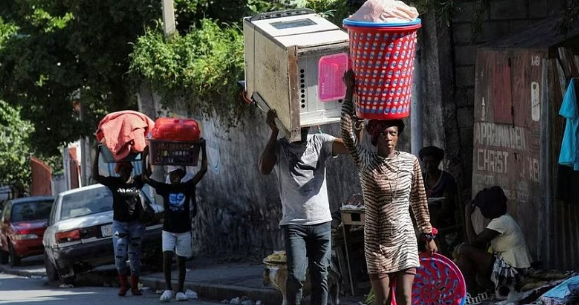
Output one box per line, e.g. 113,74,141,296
343,19,421,120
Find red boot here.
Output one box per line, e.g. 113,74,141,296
131,275,142,296
118,274,128,296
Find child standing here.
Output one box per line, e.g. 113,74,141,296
142,140,207,301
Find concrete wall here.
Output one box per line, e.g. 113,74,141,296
137,88,415,259
439,0,566,201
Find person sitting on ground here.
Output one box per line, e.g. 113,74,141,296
419,146,461,256
419,146,459,229
141,141,207,302
456,186,533,303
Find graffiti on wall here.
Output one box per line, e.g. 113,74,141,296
472,122,539,205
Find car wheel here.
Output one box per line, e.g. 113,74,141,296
8,243,21,267
0,248,9,264
44,251,59,282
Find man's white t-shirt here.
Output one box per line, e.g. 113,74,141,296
275,134,335,226
487,214,532,268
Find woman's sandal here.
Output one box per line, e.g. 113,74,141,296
465,291,492,305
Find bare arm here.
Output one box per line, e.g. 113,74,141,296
409,157,438,254
259,109,279,175
331,138,349,155
340,70,365,168
409,157,433,234
464,203,500,248
92,145,106,184
191,139,208,185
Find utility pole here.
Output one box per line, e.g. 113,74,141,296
72,90,88,188
162,0,176,38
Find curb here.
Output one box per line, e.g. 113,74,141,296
140,276,283,304
0,264,46,278
0,264,283,304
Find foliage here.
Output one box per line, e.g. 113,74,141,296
0,100,34,193
245,0,295,14
243,0,354,25
0,17,17,46
364,289,375,305
1,0,360,157
304,0,353,25
129,19,245,125
129,0,357,126
0,0,161,156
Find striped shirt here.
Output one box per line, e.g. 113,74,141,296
341,100,433,274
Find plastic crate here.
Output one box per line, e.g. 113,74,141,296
151,118,200,141
148,139,202,166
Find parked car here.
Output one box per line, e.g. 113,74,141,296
43,184,163,283
0,196,55,266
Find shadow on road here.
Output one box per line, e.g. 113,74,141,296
3,254,162,289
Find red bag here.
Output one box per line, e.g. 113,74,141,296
150,118,200,141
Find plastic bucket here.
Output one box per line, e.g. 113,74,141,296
343,19,421,120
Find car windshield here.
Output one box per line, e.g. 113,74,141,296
11,200,53,222
60,188,113,220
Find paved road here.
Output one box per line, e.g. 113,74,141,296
0,273,220,305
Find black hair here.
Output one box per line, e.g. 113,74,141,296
474,186,508,219
419,146,444,161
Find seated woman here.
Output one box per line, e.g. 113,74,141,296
419,146,460,257
419,146,459,229
456,186,533,302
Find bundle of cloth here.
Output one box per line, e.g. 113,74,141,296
348,0,419,23
96,110,155,161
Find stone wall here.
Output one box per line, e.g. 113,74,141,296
137,89,414,259
195,115,412,259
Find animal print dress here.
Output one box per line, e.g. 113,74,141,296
340,101,433,274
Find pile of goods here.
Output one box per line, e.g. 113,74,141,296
263,251,286,265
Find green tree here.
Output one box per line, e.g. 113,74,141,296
129,0,356,125
0,0,161,157
0,100,34,194
0,0,358,160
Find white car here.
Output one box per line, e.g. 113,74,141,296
43,184,163,283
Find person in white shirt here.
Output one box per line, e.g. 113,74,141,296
456,186,533,302
259,109,349,305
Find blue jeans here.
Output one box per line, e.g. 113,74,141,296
282,221,332,305
112,220,145,276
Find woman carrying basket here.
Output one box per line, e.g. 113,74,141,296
340,70,437,305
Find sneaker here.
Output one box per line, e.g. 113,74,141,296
175,292,188,301
160,290,173,302
185,289,197,299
